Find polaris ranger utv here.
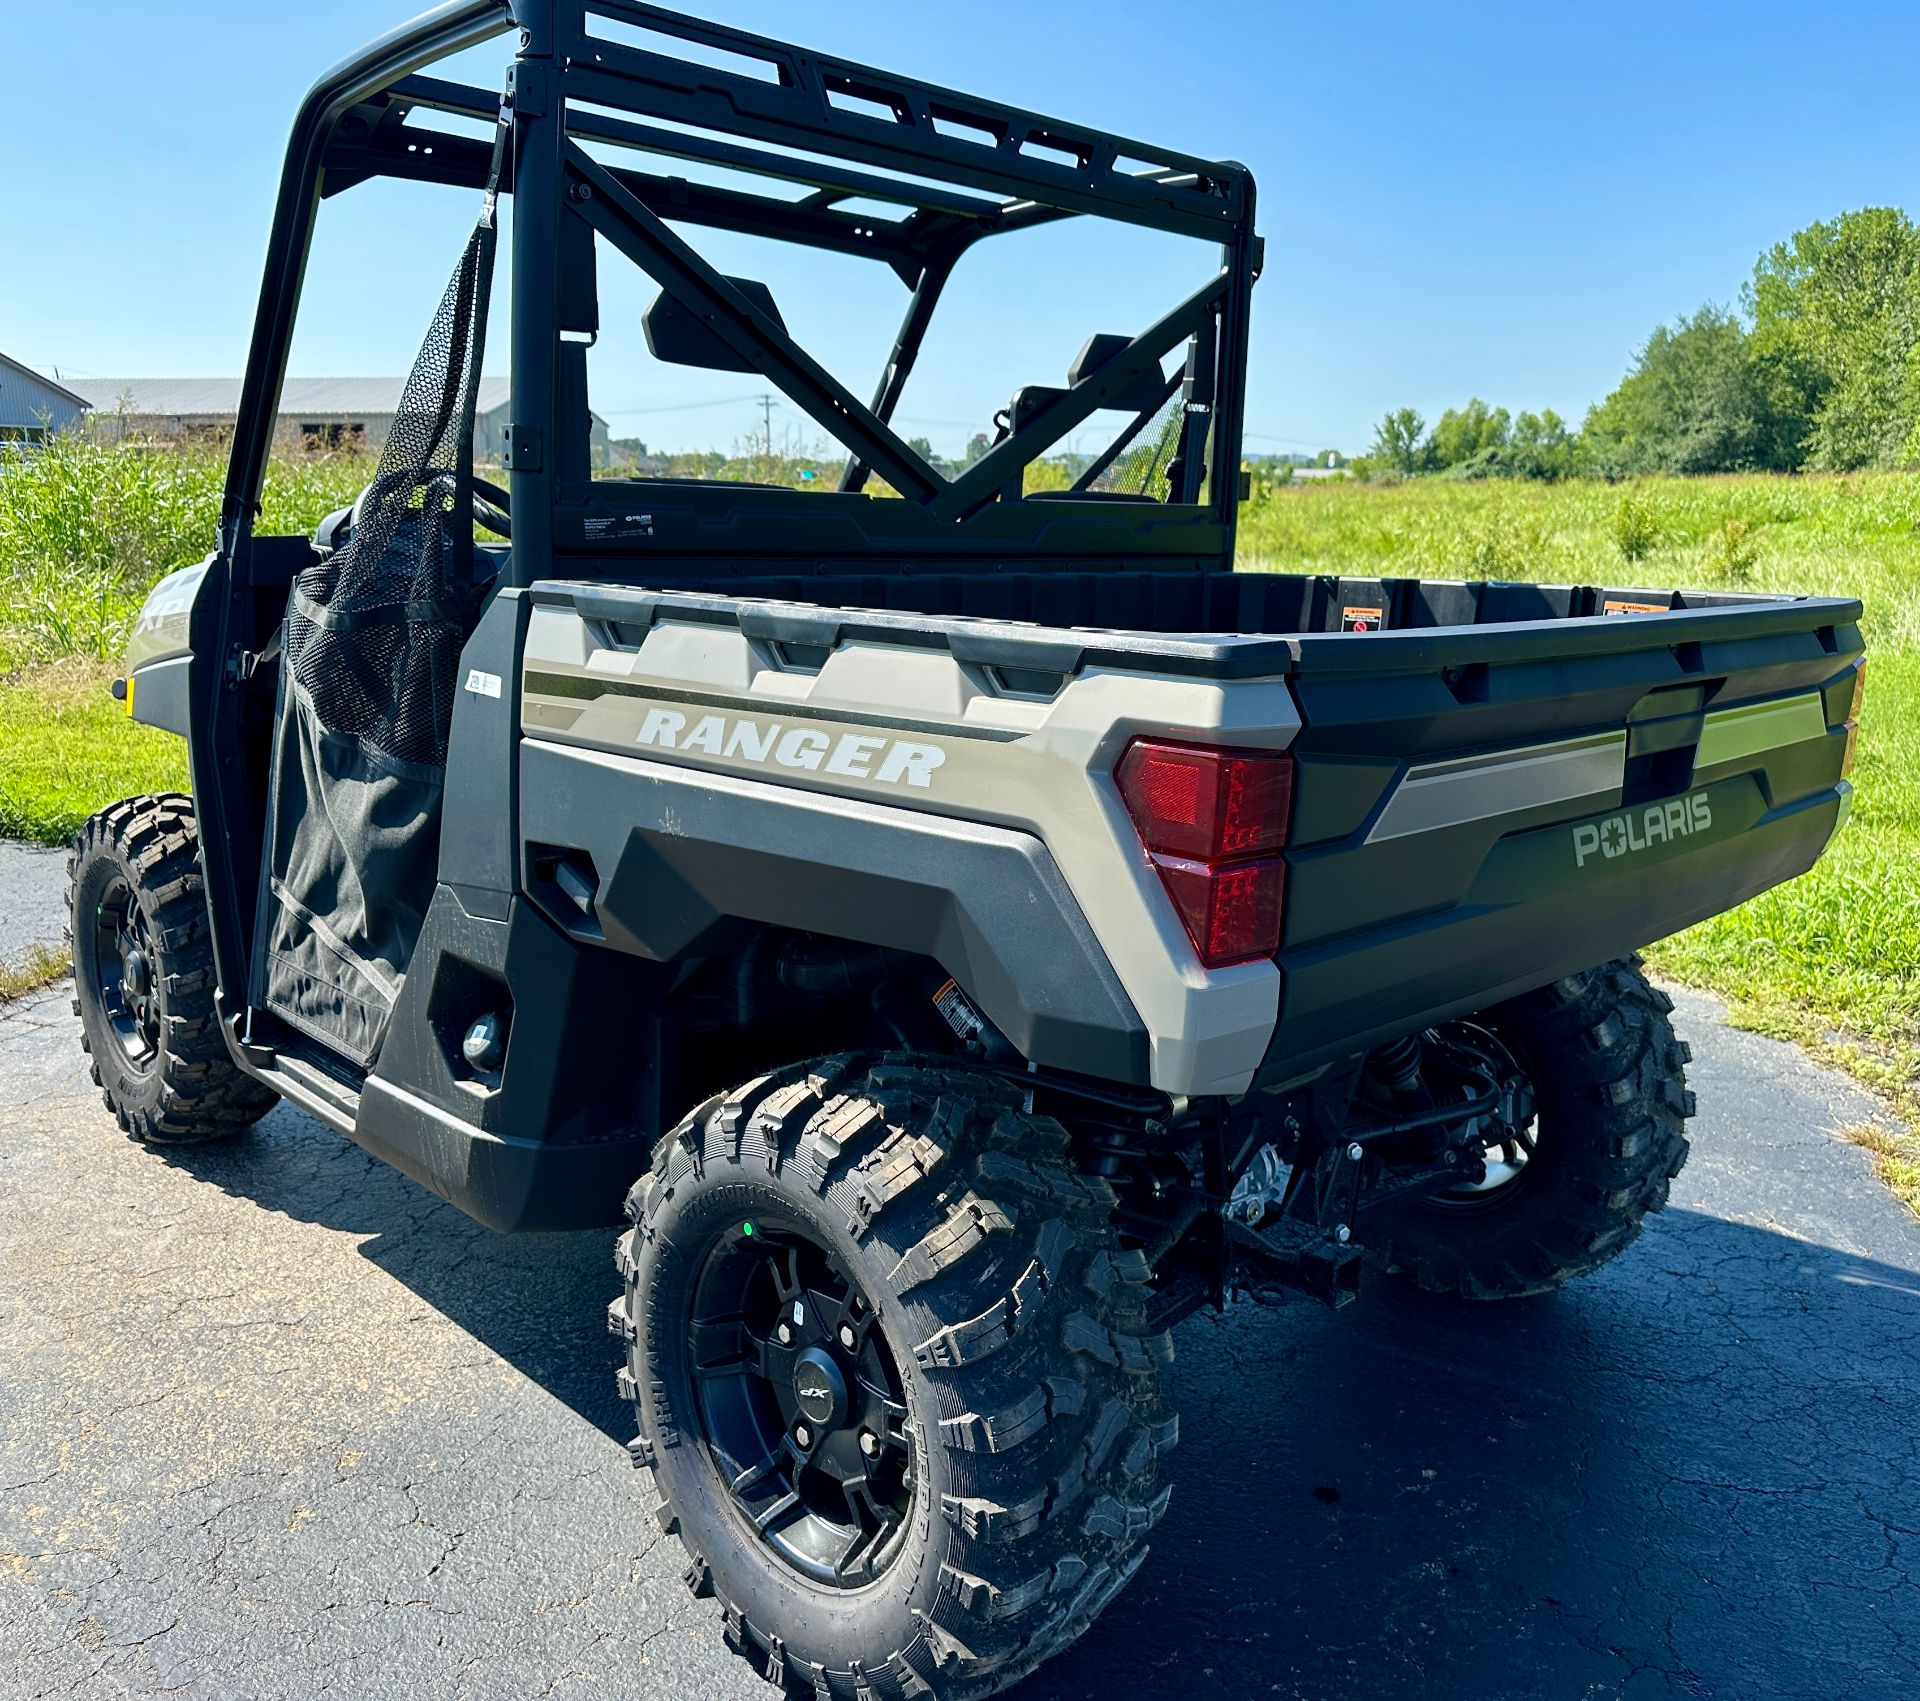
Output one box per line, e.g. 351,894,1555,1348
72,1,1864,1693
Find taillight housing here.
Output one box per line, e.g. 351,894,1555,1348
1116,739,1293,968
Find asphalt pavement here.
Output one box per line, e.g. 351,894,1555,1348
0,842,65,974
1,979,1915,1701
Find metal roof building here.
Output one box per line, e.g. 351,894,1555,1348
65,375,605,466
0,353,89,442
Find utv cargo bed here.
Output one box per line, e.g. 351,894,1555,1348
522,569,1861,1086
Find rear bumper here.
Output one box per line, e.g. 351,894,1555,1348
1264,603,1863,1085
1262,769,1847,1083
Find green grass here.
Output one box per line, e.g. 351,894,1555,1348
0,943,70,1004
0,434,360,843
1837,1122,1920,1215
1238,470,1920,646
0,433,369,669
0,659,189,844
1242,472,1920,1172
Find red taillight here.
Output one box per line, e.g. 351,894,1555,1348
1116,739,1293,968
1152,854,1287,967
1116,740,1292,859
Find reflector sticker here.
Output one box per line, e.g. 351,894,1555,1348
1694,693,1828,770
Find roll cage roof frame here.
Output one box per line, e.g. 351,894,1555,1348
221,0,1262,583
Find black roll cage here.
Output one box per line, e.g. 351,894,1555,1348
195,0,1260,1026
220,0,1262,585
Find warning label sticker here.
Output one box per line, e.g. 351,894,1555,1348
1602,598,1668,616
1341,605,1385,633
584,512,656,543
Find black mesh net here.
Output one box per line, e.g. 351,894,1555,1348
261,152,501,1067
285,220,495,768
1087,386,1186,499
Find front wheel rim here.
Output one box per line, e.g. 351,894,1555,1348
91,875,161,1073
686,1214,914,1588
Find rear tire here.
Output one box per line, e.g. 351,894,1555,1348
611,1057,1177,1700
68,794,276,1144
1359,956,1694,1300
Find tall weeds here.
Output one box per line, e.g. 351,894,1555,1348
0,434,368,668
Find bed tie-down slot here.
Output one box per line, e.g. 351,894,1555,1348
1622,683,1707,807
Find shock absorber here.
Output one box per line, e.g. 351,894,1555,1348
1368,1032,1424,1098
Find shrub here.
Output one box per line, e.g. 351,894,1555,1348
1612,487,1659,563
1712,518,1761,581
1455,505,1548,579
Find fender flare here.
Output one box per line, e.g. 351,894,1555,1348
517,738,1150,1084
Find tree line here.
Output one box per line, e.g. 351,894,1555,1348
1366,206,1920,480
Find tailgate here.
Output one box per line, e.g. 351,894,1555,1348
1263,595,1864,1080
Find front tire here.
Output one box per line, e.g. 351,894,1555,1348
611,1058,1177,1699
68,794,276,1144
1359,956,1695,1300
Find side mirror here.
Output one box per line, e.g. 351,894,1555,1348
643,278,787,372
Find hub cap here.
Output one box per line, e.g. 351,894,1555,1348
687,1217,913,1587
91,876,161,1073
791,1346,848,1429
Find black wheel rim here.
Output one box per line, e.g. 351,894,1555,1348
91,875,162,1075
687,1213,913,1588
1424,1020,1540,1208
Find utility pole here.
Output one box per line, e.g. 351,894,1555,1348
759,394,774,471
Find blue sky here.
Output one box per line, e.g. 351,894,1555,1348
6,1,1917,459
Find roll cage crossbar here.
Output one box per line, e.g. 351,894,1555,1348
223,0,1260,575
